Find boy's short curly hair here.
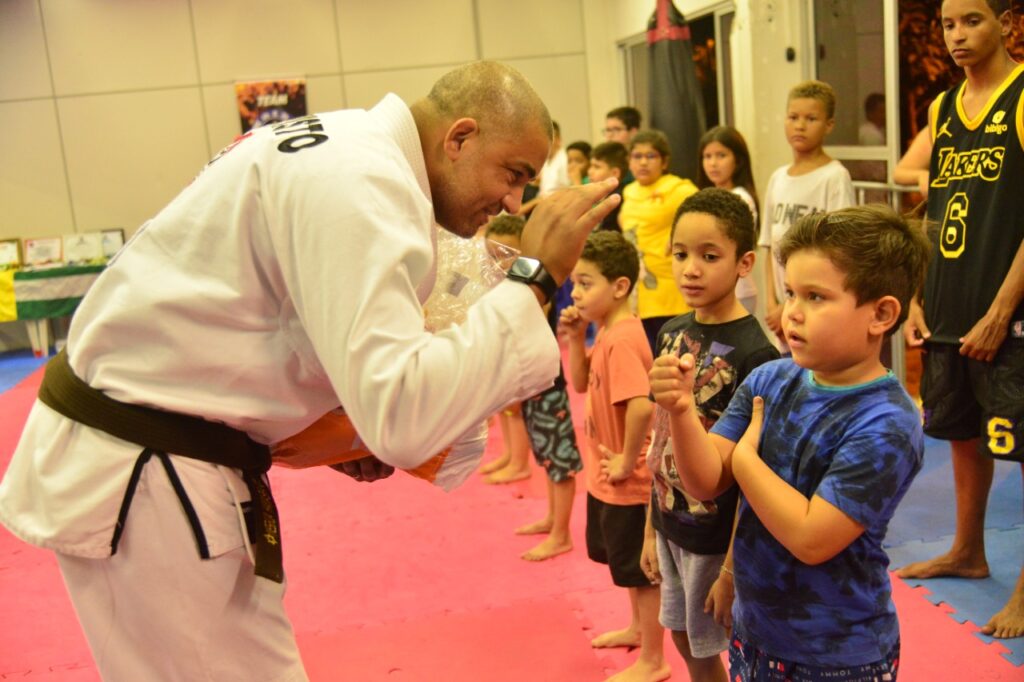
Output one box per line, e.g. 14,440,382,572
674,188,756,257
580,230,641,294
484,214,526,239
788,80,837,120
778,205,932,333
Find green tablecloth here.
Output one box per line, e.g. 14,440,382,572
0,264,105,322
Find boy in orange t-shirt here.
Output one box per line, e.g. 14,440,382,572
561,230,667,682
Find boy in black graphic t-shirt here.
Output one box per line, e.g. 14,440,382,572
640,189,778,681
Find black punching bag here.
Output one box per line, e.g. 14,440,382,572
647,0,707,181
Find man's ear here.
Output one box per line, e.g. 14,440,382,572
870,295,901,336
443,118,479,161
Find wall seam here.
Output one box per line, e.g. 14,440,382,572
36,0,78,233
185,0,212,157
332,0,348,108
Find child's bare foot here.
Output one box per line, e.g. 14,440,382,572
479,453,510,475
980,590,1024,639
521,535,572,561
591,627,641,649
515,518,553,535
895,552,990,580
604,658,671,682
484,463,531,484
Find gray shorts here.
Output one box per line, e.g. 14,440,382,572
656,532,729,659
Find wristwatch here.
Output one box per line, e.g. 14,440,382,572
506,256,559,304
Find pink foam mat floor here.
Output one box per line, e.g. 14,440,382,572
1,362,1021,680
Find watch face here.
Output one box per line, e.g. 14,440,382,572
509,257,542,279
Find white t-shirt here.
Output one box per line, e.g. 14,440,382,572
731,185,759,300
539,148,570,196
759,160,855,303
0,94,560,557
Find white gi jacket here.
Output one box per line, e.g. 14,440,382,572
0,94,559,558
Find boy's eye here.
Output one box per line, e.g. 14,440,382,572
783,288,795,300
704,253,719,262
672,251,687,261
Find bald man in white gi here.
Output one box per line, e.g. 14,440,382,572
0,61,620,681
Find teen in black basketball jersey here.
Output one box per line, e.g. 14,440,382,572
899,0,1024,640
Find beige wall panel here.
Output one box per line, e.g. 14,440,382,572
41,0,197,96
0,0,53,100
59,89,210,236
307,74,347,115
343,66,452,111
505,55,591,147
191,0,340,84
203,83,244,154
336,0,477,72
0,100,73,241
477,0,584,60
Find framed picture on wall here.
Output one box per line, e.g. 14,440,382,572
0,239,21,269
101,228,125,259
63,232,104,264
23,237,63,267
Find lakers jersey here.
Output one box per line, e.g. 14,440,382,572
925,64,1024,344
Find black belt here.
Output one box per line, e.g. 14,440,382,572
37,349,284,583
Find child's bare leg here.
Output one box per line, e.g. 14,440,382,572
479,412,513,474
484,408,532,483
897,438,991,579
981,463,1024,639
592,587,642,648
521,477,575,560
605,585,670,681
516,477,555,535
670,631,727,682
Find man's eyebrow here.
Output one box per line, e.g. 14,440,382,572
518,161,538,179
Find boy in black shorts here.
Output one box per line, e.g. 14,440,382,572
899,0,1024,640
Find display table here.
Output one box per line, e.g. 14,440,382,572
0,264,105,356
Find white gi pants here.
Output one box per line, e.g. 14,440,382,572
56,455,308,682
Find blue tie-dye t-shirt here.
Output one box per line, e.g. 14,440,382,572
710,359,923,666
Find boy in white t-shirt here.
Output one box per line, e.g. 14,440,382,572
759,80,855,347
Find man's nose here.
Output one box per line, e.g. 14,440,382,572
502,189,523,216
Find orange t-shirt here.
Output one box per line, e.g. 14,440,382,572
584,317,654,506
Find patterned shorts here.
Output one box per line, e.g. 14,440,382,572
521,377,582,483
729,634,900,682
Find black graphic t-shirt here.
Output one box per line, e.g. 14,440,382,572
648,313,779,554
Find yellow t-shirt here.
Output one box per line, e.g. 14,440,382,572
619,174,697,319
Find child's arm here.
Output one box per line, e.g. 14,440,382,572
559,305,590,392
732,397,865,565
640,503,661,584
704,497,739,628
599,395,653,483
650,353,736,499
894,127,932,196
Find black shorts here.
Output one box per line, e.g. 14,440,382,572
921,340,1024,461
585,494,651,588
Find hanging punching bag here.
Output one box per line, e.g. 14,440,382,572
647,0,707,181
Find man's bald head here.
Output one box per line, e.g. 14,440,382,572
420,61,553,140
412,61,553,238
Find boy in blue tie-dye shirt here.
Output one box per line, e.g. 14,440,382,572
650,205,931,680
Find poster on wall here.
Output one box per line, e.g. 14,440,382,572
235,78,307,134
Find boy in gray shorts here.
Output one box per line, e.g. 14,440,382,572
640,189,778,679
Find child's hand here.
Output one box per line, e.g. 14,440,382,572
558,305,587,341
736,396,766,458
649,353,696,415
703,569,734,629
640,535,661,584
597,444,631,483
